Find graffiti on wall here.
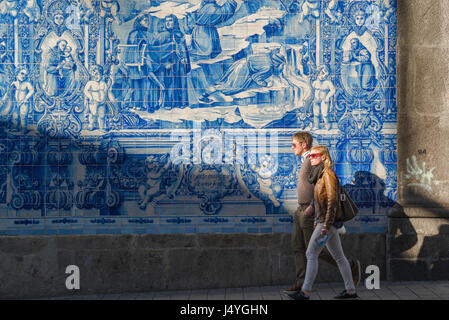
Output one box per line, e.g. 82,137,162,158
0,0,397,235
404,155,440,193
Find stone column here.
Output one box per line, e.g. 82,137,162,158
389,0,449,280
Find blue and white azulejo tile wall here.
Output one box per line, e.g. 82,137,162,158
0,0,397,235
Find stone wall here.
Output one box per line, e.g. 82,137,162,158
389,0,449,280
0,233,385,299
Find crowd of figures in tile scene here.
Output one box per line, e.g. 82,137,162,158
0,0,397,235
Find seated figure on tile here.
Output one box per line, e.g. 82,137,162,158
342,38,377,92
199,50,285,102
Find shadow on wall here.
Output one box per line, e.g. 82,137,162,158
344,171,396,213
388,187,449,281
339,171,448,281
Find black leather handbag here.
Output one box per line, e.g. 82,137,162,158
339,184,359,222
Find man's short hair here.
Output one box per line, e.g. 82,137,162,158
292,132,313,149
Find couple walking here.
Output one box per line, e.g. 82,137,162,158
285,132,360,300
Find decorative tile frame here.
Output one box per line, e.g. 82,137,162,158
0,0,396,235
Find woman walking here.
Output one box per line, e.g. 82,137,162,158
288,145,358,300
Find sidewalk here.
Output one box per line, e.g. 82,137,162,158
39,280,449,300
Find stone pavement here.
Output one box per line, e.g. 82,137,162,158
38,280,449,300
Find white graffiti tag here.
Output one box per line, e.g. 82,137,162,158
404,155,440,192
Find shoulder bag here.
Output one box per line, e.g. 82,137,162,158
339,183,359,222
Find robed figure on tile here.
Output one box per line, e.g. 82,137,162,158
188,0,238,60
149,14,191,110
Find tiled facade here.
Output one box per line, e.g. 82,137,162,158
0,0,397,235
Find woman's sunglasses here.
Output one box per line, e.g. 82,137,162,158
308,153,323,159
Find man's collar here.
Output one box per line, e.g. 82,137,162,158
301,150,310,160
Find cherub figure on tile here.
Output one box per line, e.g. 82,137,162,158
138,155,172,213
11,66,34,132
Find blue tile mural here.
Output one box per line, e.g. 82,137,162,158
0,0,397,235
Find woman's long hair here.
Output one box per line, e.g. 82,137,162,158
310,145,333,171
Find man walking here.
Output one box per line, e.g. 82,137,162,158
284,132,360,295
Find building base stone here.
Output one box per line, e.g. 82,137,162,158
0,232,385,299
387,205,449,281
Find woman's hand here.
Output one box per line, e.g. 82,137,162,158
320,227,328,237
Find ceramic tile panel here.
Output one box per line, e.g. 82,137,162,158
0,0,397,234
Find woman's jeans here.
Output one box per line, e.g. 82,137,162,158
301,222,355,292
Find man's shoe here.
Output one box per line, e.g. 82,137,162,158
351,259,361,288
334,290,358,299
283,284,302,293
287,290,310,300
